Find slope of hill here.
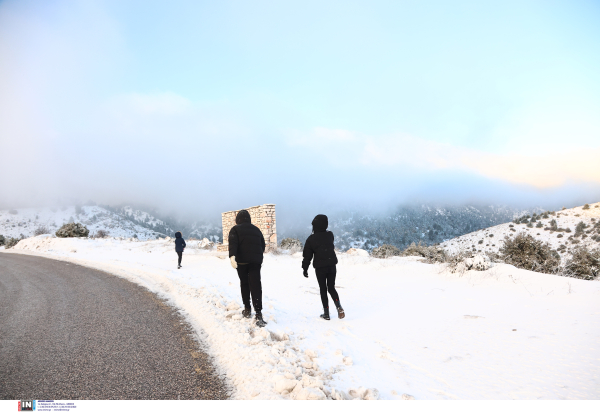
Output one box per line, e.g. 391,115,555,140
0,205,172,240
440,202,600,261
282,204,533,251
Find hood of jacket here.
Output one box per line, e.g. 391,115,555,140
175,231,182,238
312,214,328,233
236,209,251,224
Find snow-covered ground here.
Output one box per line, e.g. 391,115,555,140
4,236,600,400
0,206,167,240
441,202,600,261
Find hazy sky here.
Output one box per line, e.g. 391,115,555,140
1,0,599,218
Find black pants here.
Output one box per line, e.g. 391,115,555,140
315,265,340,309
176,251,182,266
236,263,263,311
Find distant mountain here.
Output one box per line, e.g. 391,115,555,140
2,203,556,252
0,205,221,241
281,204,538,251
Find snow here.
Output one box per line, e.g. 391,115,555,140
0,206,167,240
440,202,600,261
4,236,600,400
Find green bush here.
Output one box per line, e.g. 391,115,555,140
55,222,89,238
4,237,20,249
0,234,5,246
563,246,600,280
499,233,560,274
575,221,587,236
279,237,303,253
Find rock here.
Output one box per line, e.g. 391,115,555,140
401,393,415,400
305,349,318,359
343,356,353,366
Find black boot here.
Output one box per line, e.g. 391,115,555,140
334,299,345,319
320,307,330,321
255,311,267,327
242,306,252,318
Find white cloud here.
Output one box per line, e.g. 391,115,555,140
291,127,600,189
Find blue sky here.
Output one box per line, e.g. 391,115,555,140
1,0,599,216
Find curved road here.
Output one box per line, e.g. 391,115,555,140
0,253,228,400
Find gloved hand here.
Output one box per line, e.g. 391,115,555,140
230,256,238,269
303,270,308,278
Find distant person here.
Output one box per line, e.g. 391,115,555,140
228,210,267,327
175,231,186,269
302,214,345,320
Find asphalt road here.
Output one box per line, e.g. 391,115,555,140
0,253,229,400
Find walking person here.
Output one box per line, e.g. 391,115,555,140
175,231,186,269
302,214,345,320
228,210,267,327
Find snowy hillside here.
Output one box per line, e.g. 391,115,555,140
440,202,600,261
4,237,600,400
283,204,533,252
0,206,172,240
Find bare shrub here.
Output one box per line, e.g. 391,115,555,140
499,233,560,274
444,250,472,274
563,246,600,280
8,209,18,214
372,244,401,259
0,234,5,246
583,204,590,210
55,222,89,238
33,226,50,236
92,229,110,238
401,241,446,263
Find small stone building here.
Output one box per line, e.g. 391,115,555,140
217,204,277,252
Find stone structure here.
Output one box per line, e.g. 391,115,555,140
217,204,277,252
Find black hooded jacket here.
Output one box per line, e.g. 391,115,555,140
228,210,266,264
302,214,338,270
175,231,186,252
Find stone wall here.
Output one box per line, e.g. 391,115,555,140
217,204,277,252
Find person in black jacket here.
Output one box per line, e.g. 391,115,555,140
302,214,345,320
175,231,186,269
228,209,267,327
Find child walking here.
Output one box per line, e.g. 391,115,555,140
175,231,186,269
302,214,345,320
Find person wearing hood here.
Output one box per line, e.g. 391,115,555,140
175,231,186,269
302,214,345,320
228,209,267,327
